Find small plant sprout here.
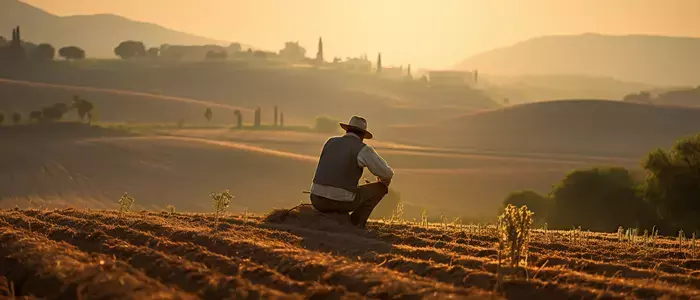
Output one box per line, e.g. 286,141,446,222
211,189,234,227
166,205,175,216
678,229,686,253
118,192,135,219
617,226,625,242
497,204,534,268
420,209,429,229
390,201,405,225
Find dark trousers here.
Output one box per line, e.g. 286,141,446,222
310,182,388,228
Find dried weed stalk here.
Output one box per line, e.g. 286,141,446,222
166,205,175,216
390,202,405,226
420,209,429,229
118,192,135,219
497,204,534,268
211,189,234,227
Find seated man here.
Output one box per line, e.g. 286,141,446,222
309,116,394,228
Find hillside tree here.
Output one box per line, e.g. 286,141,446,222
233,110,243,129
204,107,213,122
29,111,42,122
115,41,147,59
254,107,261,127
58,46,85,60
548,167,650,232
279,41,306,61
228,43,242,53
316,37,324,63
233,109,243,129
205,50,227,60
641,133,700,232
503,190,551,225
31,43,55,60
71,96,95,124
12,112,21,124
147,47,160,58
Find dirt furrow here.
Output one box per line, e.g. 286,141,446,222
50,210,496,298
0,219,195,300
15,209,352,298
1,211,300,300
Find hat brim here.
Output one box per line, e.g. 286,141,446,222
339,123,373,139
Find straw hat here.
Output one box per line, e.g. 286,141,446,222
339,116,373,139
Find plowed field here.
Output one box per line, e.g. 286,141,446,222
1,208,699,299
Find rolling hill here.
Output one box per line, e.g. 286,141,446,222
389,99,700,158
0,0,230,57
0,122,615,220
0,62,498,130
456,33,700,86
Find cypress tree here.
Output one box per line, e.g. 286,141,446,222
316,37,324,63
377,53,382,73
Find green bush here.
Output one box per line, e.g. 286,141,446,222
641,134,700,233
548,167,649,232
314,115,340,134
503,190,551,226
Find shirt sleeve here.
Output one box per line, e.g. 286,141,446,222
357,145,394,182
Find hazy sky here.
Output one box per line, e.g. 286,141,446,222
24,0,700,69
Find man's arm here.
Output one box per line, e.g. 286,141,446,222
357,145,394,184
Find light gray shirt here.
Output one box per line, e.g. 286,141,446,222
310,133,394,202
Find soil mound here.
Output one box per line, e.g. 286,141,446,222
263,204,358,231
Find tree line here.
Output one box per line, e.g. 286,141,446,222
505,133,700,235
1,25,413,77
0,26,85,61
0,95,95,127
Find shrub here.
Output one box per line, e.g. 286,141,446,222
314,115,340,134
11,112,21,124
548,167,649,232
503,190,551,225
0,112,4,126
641,134,700,232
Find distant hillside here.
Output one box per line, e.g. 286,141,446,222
0,0,230,57
456,33,700,86
481,74,656,104
390,100,700,157
624,86,700,107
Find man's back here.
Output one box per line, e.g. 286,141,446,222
312,135,366,192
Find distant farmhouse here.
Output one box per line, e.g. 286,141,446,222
427,70,476,86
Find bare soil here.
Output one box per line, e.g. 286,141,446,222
1,208,698,299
